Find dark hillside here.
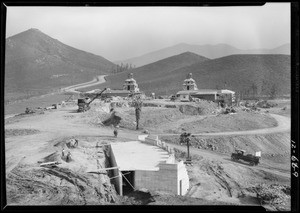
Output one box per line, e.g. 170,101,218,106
102,52,209,90
93,54,290,98
5,28,115,102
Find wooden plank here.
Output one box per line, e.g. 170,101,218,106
98,166,119,171
87,171,107,174
86,166,119,174
40,161,60,167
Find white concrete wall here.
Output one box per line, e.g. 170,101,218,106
177,161,190,195
134,164,178,194
112,137,190,196
108,145,122,195
134,161,189,196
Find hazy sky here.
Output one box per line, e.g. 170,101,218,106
6,3,290,61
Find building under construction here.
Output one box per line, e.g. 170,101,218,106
106,136,190,196
176,73,235,105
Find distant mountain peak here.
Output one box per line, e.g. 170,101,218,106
116,42,290,67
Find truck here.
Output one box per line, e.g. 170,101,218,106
231,149,260,166
77,88,107,112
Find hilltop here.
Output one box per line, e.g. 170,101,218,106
115,43,290,67
5,28,115,102
94,54,290,97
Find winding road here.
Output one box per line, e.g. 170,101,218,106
157,113,290,137
62,75,107,94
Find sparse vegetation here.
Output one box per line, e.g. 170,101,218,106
111,63,135,74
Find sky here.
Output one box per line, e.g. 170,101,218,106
5,3,290,61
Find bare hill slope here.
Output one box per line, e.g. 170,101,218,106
5,28,115,102
100,52,209,90
101,54,290,97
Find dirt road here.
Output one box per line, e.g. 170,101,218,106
165,141,289,178
157,113,290,136
62,75,107,94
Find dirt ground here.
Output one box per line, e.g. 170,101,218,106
4,98,291,209
88,102,280,135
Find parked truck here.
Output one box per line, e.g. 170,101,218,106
231,149,260,166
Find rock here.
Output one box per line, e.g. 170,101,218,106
143,129,150,134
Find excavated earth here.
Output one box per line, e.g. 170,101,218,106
6,135,119,205
4,99,291,209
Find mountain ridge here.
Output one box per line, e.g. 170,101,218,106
114,43,290,67
101,51,209,90
100,54,290,98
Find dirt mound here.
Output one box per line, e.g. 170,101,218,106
40,151,61,163
179,112,277,134
77,107,111,126
255,183,291,211
255,100,278,108
6,164,118,205
102,111,122,127
142,102,162,107
117,107,185,130
178,102,218,115
120,190,155,205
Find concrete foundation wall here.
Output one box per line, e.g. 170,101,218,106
109,140,190,196
134,162,189,195
134,168,178,194
177,161,190,195
107,145,122,195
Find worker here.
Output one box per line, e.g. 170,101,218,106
74,139,78,147
113,126,119,137
66,151,72,162
151,93,155,99
62,148,66,157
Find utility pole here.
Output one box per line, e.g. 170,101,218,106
180,132,192,164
